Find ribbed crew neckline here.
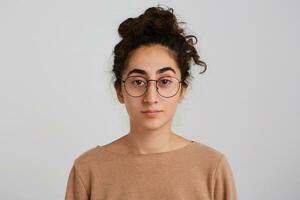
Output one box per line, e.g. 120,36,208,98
97,140,196,157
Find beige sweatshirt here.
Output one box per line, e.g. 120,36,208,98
65,140,238,200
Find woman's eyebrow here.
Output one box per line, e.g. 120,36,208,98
127,67,176,76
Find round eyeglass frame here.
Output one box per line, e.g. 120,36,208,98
121,75,183,98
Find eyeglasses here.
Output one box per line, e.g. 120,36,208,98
122,76,182,98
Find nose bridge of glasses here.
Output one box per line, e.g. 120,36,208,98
144,80,159,97
146,79,158,89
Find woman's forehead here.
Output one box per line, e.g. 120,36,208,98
123,44,180,77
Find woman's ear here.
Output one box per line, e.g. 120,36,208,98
116,86,125,104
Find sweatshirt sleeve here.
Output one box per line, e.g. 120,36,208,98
65,165,89,200
212,154,238,200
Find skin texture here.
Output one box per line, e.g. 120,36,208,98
104,44,191,155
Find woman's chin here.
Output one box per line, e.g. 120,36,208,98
134,119,170,131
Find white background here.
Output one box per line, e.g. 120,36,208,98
0,0,299,199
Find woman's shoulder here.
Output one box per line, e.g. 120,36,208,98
70,145,107,168
193,140,223,156
191,140,225,164
71,136,128,165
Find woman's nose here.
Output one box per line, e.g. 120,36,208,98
143,81,159,103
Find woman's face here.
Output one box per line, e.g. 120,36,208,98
116,44,186,131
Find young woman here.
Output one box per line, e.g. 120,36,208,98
65,5,238,200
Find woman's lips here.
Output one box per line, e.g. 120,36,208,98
141,110,162,117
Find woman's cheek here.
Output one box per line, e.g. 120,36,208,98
166,102,178,118
126,102,142,119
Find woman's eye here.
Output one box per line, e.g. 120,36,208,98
133,80,145,86
159,79,172,85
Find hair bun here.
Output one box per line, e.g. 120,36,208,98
118,7,184,39
118,18,137,39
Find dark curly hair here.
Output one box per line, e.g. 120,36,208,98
112,5,207,91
